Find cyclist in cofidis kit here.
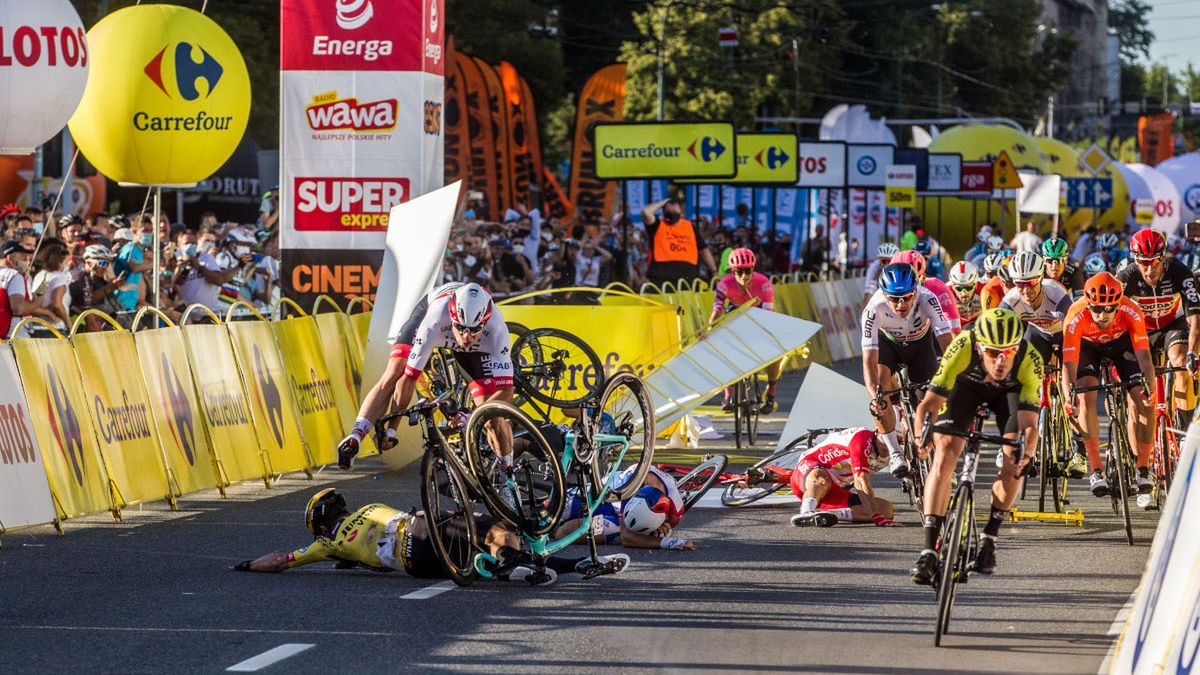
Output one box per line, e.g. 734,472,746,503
892,249,961,333
787,427,897,528
948,261,983,330
336,282,514,470
710,248,781,414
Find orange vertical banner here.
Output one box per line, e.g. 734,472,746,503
518,74,545,210
475,57,513,213
568,64,626,224
543,167,573,217
456,51,499,217
1138,113,1175,167
498,61,535,210
443,37,471,186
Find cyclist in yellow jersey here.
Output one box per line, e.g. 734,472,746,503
232,489,629,585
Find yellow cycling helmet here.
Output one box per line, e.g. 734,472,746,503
974,308,1023,349
305,488,347,537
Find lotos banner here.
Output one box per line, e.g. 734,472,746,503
73,331,172,507
134,326,222,495
181,324,270,484
313,310,376,459
12,338,113,519
0,344,56,530
226,320,312,474
568,64,626,224
273,315,345,467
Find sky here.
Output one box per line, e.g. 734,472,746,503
1147,0,1200,72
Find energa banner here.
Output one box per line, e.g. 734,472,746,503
12,338,113,518
134,327,222,495
181,324,270,484
73,331,172,507
226,320,312,474
273,315,345,467
0,344,56,530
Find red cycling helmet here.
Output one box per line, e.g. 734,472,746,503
1129,228,1166,260
890,249,927,279
728,247,756,270
0,203,19,218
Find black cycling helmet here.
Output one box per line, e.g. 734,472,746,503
305,488,348,538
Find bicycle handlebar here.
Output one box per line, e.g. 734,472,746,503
1156,365,1189,375
1072,378,1145,394
376,390,459,430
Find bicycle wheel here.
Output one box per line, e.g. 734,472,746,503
1037,408,1052,513
591,371,656,502
675,455,729,512
745,374,762,445
721,443,806,507
463,400,566,536
934,488,972,647
419,449,479,586
1107,402,1135,546
733,379,745,450
511,327,604,407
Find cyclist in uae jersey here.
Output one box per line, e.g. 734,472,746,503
337,282,514,470
1061,272,1156,499
911,309,1041,582
232,489,628,584
948,261,983,329
893,250,961,333
863,242,900,302
999,251,1072,365
1117,228,1200,434
861,263,954,479
787,427,897,528
555,464,695,550
710,248,782,413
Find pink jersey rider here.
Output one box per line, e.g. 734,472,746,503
923,277,962,333
712,248,781,414
713,271,775,315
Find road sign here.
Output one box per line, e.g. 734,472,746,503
593,121,737,180
925,153,961,193
718,26,738,47
1064,177,1114,209
959,161,993,194
1079,143,1112,176
885,165,916,208
796,141,846,187
846,144,894,188
685,133,796,185
1135,198,1154,224
992,150,1023,191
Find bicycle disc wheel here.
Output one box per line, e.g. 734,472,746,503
591,371,656,501
721,444,805,507
463,400,566,536
512,327,604,407
420,449,479,586
676,455,729,512
934,490,971,647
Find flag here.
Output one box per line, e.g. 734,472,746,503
568,64,626,224
443,38,471,186
455,51,500,217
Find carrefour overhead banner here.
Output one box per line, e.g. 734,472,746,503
680,133,797,185
280,0,445,308
594,122,736,180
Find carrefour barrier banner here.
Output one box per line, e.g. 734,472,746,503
226,321,311,473
350,311,371,361
12,338,113,518
594,122,737,180
313,311,376,458
0,345,56,529
280,0,445,308
73,331,171,507
134,327,221,495
273,315,344,467
181,324,269,483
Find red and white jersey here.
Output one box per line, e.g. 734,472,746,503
793,428,875,488
713,272,775,314
999,280,1072,335
924,277,962,333
861,286,952,349
404,283,513,387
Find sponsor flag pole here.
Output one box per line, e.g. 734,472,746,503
153,186,162,311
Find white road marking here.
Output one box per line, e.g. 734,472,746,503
226,643,314,672
8,625,398,638
401,580,457,600
1098,590,1138,675
692,491,795,509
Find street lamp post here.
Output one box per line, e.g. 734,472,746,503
656,0,675,121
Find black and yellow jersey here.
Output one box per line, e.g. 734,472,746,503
929,330,1043,412
285,504,411,572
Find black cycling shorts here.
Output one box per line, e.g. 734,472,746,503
390,296,498,394
1147,315,1189,356
1076,334,1141,383
934,379,1021,436
1025,327,1062,367
405,512,496,579
877,332,939,384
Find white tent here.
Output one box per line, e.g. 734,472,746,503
1155,152,1200,222
1128,163,1184,235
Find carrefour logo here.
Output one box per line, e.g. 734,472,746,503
144,43,223,101
755,146,790,170
45,365,85,485
252,344,286,449
159,354,196,466
688,136,727,162
856,156,877,175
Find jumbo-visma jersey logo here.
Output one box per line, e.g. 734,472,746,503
45,365,86,485
158,353,197,466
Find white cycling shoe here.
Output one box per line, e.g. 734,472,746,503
1136,493,1154,510
1089,471,1109,497
888,453,911,479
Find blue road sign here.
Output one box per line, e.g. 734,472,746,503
1065,177,1113,209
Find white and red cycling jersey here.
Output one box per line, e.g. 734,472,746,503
713,272,775,315
792,428,875,487
924,277,962,333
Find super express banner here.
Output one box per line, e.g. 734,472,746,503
280,0,445,307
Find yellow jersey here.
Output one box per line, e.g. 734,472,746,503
285,504,411,573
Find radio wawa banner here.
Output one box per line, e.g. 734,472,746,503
280,0,445,307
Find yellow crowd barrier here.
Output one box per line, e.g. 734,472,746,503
312,296,376,459
273,300,351,468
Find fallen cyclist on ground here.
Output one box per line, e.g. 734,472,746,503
231,489,629,586
551,462,697,550
787,427,897,528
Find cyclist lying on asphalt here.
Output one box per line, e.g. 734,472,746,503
787,427,897,528
552,464,697,551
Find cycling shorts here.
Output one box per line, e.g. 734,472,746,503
1147,315,1189,355
933,379,1021,437
1076,334,1141,383
389,296,507,399
877,332,939,384
404,512,497,579
562,494,621,544
788,467,863,511
1025,327,1062,367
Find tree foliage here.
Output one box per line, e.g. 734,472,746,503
1108,0,1154,62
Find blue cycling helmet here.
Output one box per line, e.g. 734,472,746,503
913,239,932,255
879,262,919,295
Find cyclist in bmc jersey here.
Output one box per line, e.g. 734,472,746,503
232,489,628,584
1061,272,1156,498
788,427,897,528
1117,228,1200,433
1042,237,1086,296
863,242,900,303
861,263,954,478
999,251,1072,366
948,261,982,330
337,282,514,470
911,309,1041,582
555,464,696,551
710,248,781,413
893,249,961,333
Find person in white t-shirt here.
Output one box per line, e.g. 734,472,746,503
574,236,612,287
1010,221,1043,254
173,230,237,313
1,240,55,338
31,239,72,330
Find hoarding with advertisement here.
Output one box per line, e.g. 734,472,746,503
280,0,444,307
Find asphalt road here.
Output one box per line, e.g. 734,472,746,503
0,362,1156,674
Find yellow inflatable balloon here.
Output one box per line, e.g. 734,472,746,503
1033,136,1130,239
917,125,1051,255
68,5,250,186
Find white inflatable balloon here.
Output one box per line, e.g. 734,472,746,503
1155,152,1200,222
0,0,90,154
1128,163,1184,235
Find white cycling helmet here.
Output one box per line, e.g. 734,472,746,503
983,252,1004,275
1097,232,1119,250
622,485,670,534
1008,251,1044,281
986,235,1005,252
449,282,493,328
1083,252,1107,275
1115,257,1133,277
82,244,114,261
947,260,979,287
876,242,900,259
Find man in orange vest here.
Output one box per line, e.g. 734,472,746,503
641,198,716,287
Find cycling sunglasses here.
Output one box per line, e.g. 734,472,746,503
1133,255,1163,266
94,260,110,268
952,284,976,294
884,291,916,304
732,267,754,276
979,344,1018,358
1088,304,1118,315
1013,279,1039,289
452,322,485,335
